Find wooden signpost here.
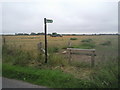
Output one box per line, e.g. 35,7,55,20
44,18,53,63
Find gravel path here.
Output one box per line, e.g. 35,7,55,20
2,77,47,88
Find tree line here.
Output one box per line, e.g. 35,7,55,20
3,32,119,36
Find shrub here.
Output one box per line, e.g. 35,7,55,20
72,42,96,49
48,54,68,67
80,43,96,49
2,45,33,66
81,39,93,43
13,51,32,66
100,41,111,46
70,38,78,40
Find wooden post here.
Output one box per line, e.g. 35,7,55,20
91,51,95,67
68,41,71,47
37,42,42,51
44,18,48,63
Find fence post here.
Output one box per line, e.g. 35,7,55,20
37,42,42,52
91,51,95,67
68,41,71,47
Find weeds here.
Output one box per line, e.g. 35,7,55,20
48,47,59,53
3,64,92,88
81,39,93,43
2,45,33,66
70,38,78,40
2,35,118,88
100,41,111,46
89,57,118,88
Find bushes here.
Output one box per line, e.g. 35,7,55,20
80,39,95,49
13,52,32,66
48,54,68,67
81,39,93,43
79,43,96,49
2,45,33,66
100,41,111,46
48,47,59,53
71,38,96,49
70,38,78,40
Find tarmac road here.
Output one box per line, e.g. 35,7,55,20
2,77,47,88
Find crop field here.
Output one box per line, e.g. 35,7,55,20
2,35,119,88
3,35,118,63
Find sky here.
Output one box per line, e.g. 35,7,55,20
0,0,119,34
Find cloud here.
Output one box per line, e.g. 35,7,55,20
1,0,118,34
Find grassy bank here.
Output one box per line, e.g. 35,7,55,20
3,64,93,88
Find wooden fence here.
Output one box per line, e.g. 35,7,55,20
67,48,96,67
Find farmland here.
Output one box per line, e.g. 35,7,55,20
2,35,119,88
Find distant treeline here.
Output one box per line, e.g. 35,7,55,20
2,32,119,36
62,33,119,36
15,32,45,35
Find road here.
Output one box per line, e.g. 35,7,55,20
2,77,47,88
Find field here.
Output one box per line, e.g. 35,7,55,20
2,35,119,88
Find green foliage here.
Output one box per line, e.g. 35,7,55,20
79,43,96,49
71,61,90,68
13,51,32,66
81,39,93,43
48,54,68,67
36,53,45,63
2,45,33,66
73,38,96,49
100,41,111,46
3,64,92,88
2,36,118,88
70,38,78,40
48,47,59,53
72,42,96,49
89,57,118,88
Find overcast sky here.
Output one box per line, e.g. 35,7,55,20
0,0,118,34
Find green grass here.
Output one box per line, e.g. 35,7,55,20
99,41,111,46
2,35,119,88
81,38,93,43
71,42,96,49
90,57,118,88
2,45,33,66
70,38,78,40
3,64,93,88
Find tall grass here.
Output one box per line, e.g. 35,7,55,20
89,57,118,88
2,45,33,66
2,35,119,88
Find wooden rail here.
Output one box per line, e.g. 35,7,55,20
67,48,95,52
67,48,96,67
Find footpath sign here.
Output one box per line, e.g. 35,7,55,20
44,18,53,63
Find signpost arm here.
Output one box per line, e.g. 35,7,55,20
44,18,48,63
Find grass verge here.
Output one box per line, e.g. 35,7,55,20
3,64,93,88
